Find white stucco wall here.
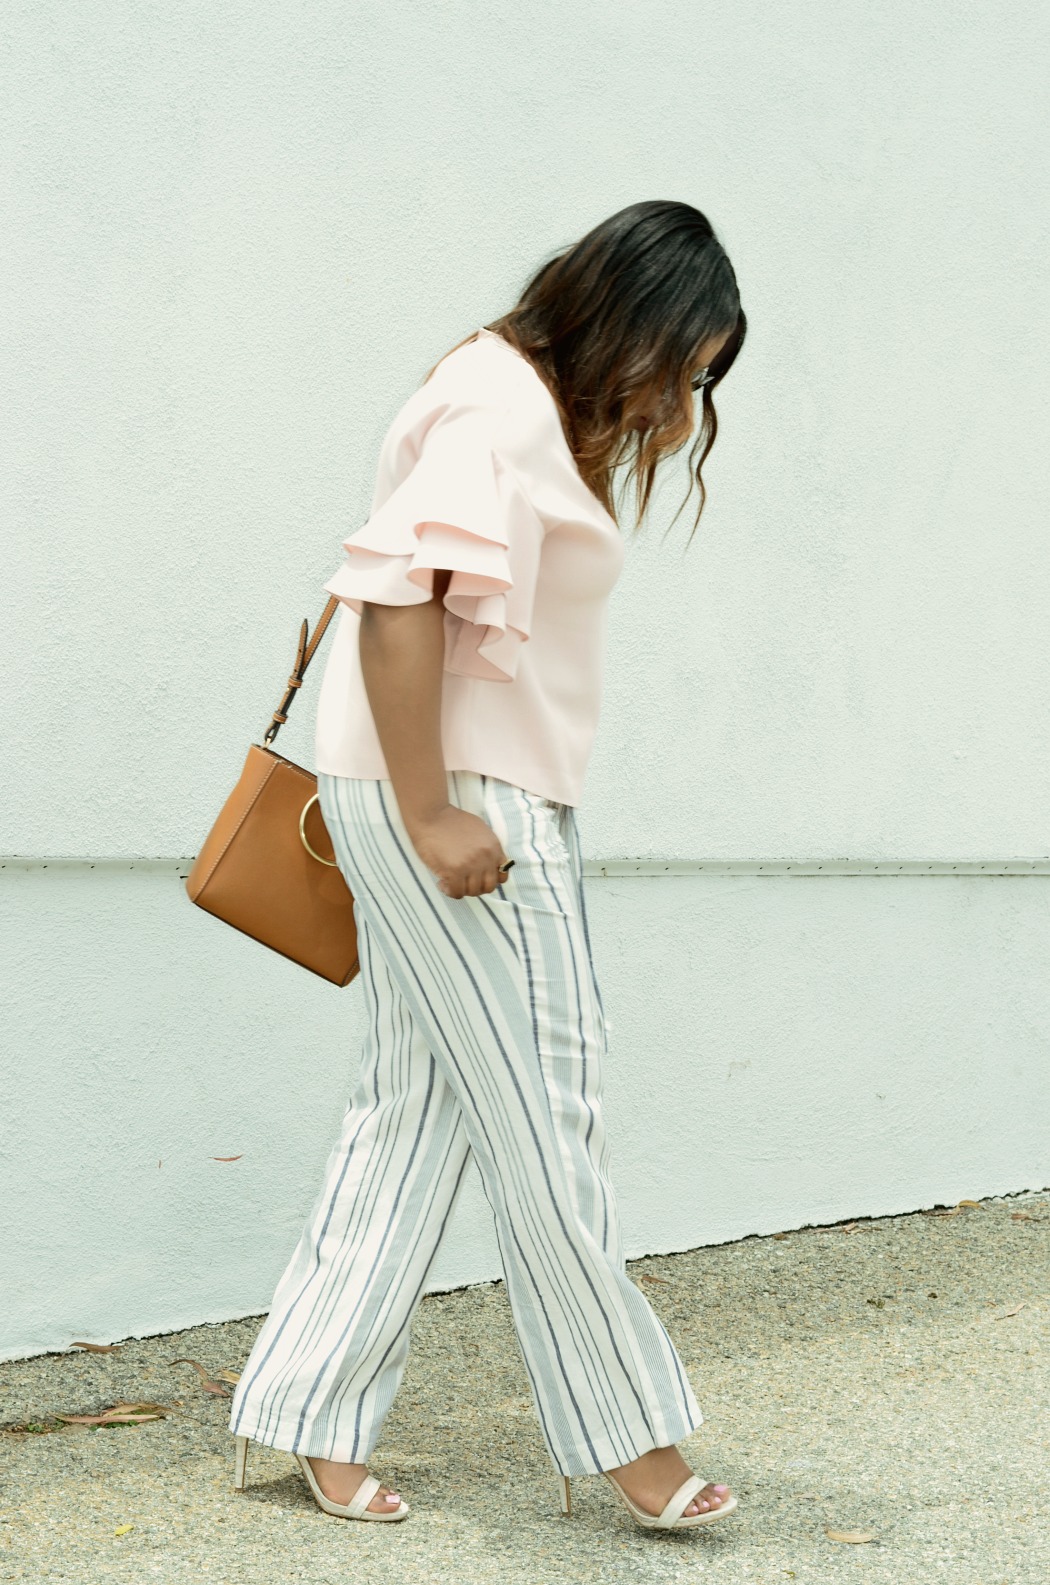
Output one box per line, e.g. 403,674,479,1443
3,2,1048,1361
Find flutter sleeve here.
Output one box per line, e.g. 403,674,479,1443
322,393,546,682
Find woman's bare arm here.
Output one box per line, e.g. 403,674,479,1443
357,569,509,897
358,568,454,835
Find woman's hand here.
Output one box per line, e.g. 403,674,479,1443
407,805,510,898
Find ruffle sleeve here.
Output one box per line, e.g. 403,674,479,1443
322,397,546,682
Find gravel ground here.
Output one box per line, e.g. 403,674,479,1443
1,1189,1047,1584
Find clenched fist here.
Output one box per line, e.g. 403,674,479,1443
408,805,512,899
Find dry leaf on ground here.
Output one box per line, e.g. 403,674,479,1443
168,1358,231,1395
2,1421,66,1435
55,1402,171,1426
930,1199,982,1218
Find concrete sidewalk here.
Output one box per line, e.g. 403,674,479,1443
1,1188,1047,1584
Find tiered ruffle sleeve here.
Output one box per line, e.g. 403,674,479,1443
323,396,547,683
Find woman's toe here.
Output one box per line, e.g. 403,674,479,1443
683,1478,733,1517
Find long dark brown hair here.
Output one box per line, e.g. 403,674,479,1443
427,200,745,542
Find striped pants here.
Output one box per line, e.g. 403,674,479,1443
228,770,703,1476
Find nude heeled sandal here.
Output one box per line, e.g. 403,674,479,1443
558,1471,738,1529
233,1434,410,1521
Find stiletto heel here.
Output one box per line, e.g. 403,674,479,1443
233,1434,248,1491
558,1474,572,1516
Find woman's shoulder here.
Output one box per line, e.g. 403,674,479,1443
373,331,614,533
426,328,548,404
391,332,557,450
369,331,583,524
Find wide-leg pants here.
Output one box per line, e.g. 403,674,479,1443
228,769,703,1476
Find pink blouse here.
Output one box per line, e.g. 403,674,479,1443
313,327,626,807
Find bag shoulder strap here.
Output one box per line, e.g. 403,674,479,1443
262,594,341,747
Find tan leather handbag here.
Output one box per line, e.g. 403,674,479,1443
185,595,360,986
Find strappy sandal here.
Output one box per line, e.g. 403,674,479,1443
232,1433,410,1521
558,1469,738,1529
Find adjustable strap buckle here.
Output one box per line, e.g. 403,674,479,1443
262,599,339,747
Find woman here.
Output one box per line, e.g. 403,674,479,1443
229,199,747,1532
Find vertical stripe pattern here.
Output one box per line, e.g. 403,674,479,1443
228,770,703,1475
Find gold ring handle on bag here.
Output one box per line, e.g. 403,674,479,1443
299,792,338,867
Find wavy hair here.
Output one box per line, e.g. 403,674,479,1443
428,200,745,542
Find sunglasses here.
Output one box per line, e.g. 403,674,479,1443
690,365,714,391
